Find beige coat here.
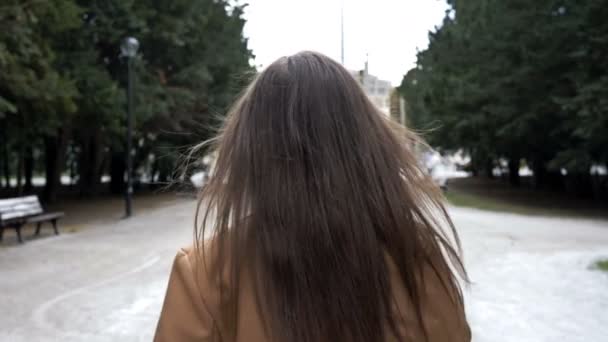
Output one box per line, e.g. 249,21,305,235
154,247,470,341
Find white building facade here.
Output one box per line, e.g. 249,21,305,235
350,62,392,115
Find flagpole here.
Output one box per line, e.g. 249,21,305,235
340,0,345,65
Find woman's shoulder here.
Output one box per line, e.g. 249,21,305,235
167,242,237,319
385,252,471,341
154,245,221,341
174,242,227,301
168,244,223,305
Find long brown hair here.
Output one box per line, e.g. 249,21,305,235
195,51,466,342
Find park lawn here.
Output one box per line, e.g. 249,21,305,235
445,188,553,216
594,260,608,272
444,177,608,219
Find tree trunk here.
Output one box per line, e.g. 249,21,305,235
44,129,69,203
1,138,9,189
532,159,546,190
69,145,77,187
1,119,10,189
469,150,481,177
470,167,478,177
78,134,90,194
24,145,34,192
16,143,24,194
78,128,104,196
470,148,494,179
0,150,3,191
508,157,520,187
110,150,126,195
149,157,159,189
484,158,495,179
590,170,604,200
44,137,59,202
158,160,172,184
90,129,104,194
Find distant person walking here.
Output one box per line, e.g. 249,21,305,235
154,51,470,342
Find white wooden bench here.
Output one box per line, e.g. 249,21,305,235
0,196,64,243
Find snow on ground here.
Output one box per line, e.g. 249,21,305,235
0,200,607,341
467,249,608,342
452,208,608,342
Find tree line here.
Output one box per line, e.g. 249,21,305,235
399,0,608,199
0,0,252,201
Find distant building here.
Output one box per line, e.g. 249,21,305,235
350,60,392,115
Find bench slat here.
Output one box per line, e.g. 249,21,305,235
0,195,38,205
0,196,39,208
0,196,44,221
2,209,42,220
0,195,63,243
0,203,41,212
26,212,65,223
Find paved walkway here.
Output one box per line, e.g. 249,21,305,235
0,199,196,342
1,199,607,341
454,209,608,342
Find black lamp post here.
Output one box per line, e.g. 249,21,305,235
121,37,139,218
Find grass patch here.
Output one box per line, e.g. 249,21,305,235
444,187,571,216
445,188,538,215
444,177,608,218
594,260,608,272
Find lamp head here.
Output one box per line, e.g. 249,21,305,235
121,37,140,58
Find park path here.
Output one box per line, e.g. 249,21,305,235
1,198,607,341
453,209,608,342
0,198,196,342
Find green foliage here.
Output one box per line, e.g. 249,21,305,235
399,0,608,187
0,0,81,128
594,259,608,272
1,0,252,197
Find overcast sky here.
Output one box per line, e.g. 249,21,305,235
243,0,448,85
